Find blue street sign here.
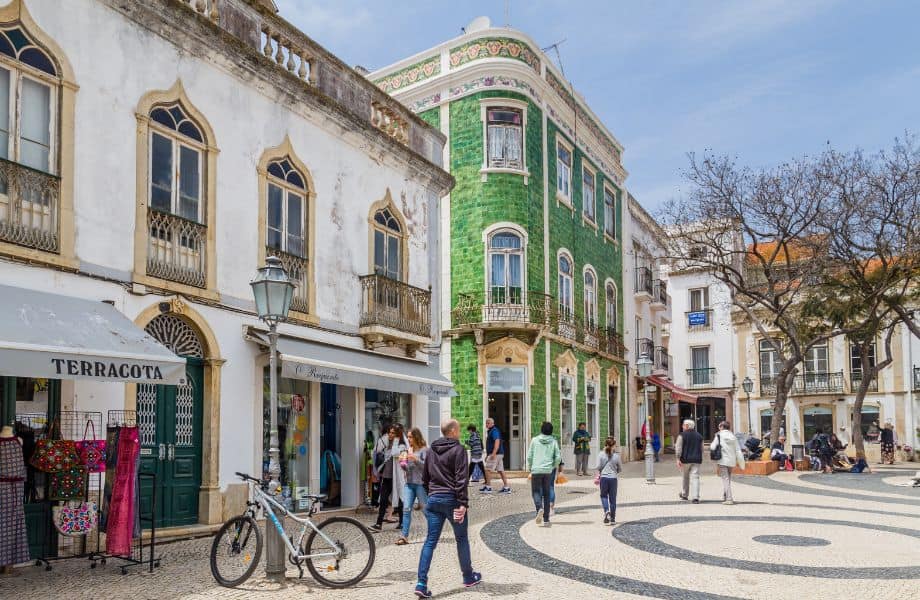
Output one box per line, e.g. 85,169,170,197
688,311,708,326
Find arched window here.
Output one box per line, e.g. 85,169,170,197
266,158,306,258
558,253,573,319
488,230,523,305
149,103,205,223
373,206,402,280
583,268,597,327
606,282,617,331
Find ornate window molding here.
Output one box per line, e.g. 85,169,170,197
583,265,597,328
257,135,316,321
605,278,618,332
479,97,529,183
366,189,408,281
485,227,526,307
0,0,77,269
557,248,574,320
133,81,218,299
144,313,205,358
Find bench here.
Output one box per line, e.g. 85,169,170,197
733,459,779,476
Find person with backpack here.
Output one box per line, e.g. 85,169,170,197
466,424,484,482
675,419,703,503
815,429,835,473
527,421,561,527
710,421,745,504
594,437,622,524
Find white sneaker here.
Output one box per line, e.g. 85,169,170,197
535,509,543,525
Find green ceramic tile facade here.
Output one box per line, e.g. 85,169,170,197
418,107,440,130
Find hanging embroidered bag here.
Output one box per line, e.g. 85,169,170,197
49,465,87,500
30,419,81,473
52,502,98,537
75,420,106,473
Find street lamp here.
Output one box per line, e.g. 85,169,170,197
742,376,753,434
251,256,295,580
637,353,654,484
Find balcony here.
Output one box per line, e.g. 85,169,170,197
147,209,206,288
359,274,431,349
651,280,668,309
849,370,878,393
0,158,60,253
761,372,845,397
913,366,919,390
269,247,309,314
635,337,654,361
452,290,553,331
654,346,670,376
602,328,627,360
635,267,653,298
686,308,714,332
687,368,716,388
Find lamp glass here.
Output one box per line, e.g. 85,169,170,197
637,354,653,378
251,256,295,322
742,376,753,394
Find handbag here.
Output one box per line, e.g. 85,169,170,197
593,473,601,486
471,462,485,482
75,420,107,473
30,419,81,473
49,465,88,500
710,433,723,461
52,501,98,537
555,472,569,485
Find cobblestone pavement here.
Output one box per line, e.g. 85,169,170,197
2,460,918,599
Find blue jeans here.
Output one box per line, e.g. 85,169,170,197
599,477,618,517
549,468,556,504
531,473,552,521
401,483,429,538
417,493,473,586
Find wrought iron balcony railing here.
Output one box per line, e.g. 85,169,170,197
687,368,716,388
636,337,654,361
760,372,846,396
849,370,878,393
0,157,60,253
654,346,670,372
452,290,553,328
686,308,713,331
635,267,653,296
652,280,668,306
147,209,207,288
268,247,309,314
603,328,626,359
359,274,431,339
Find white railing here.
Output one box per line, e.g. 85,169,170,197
0,158,59,253
260,25,317,86
178,0,218,22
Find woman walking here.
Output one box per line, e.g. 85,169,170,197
595,437,622,525
370,424,406,532
466,424,484,482
527,421,561,527
396,428,429,545
880,423,896,464
710,421,745,505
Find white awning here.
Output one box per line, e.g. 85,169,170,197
248,328,456,397
0,284,186,384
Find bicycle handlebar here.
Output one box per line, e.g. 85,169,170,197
235,472,263,483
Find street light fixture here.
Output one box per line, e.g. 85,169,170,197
637,353,655,484
742,376,753,434
251,256,295,581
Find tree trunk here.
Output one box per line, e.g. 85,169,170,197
769,373,793,445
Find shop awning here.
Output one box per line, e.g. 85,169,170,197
647,375,698,403
0,284,186,384
248,329,456,397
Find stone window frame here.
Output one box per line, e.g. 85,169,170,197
603,183,618,243
555,136,574,208
479,98,530,184
584,358,601,439
257,135,317,323
0,0,77,270
482,221,528,306
583,264,598,328
605,278,618,332
557,248,574,320
581,161,598,230
366,188,409,282
555,349,578,447
133,80,219,300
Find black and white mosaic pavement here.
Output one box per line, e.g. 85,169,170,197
739,472,919,506
752,534,830,547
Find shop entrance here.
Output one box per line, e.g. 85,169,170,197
804,406,833,441
696,396,726,441
320,383,342,508
487,392,522,470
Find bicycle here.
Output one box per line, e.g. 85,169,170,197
209,472,375,588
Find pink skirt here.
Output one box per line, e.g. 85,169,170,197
105,427,139,556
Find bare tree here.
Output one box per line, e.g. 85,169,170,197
662,153,843,443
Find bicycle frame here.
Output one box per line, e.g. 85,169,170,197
248,482,341,561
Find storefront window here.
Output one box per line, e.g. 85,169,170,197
803,406,833,441
364,389,410,446
860,405,880,441
262,368,311,510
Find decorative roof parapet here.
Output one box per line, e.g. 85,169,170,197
374,54,441,93
448,37,541,73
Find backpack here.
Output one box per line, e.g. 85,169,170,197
816,434,832,453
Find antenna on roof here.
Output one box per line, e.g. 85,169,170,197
541,39,568,78
505,0,511,27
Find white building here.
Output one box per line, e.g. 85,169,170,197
0,0,452,554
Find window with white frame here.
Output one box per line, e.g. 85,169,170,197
561,374,575,443
849,341,876,374
586,379,598,437
149,104,205,223
605,283,617,331
488,230,524,304
804,342,828,374
584,268,597,327
689,287,710,311
486,107,523,170
604,186,616,238
759,339,782,383
556,141,571,200
266,158,306,258
582,166,595,222
558,253,574,319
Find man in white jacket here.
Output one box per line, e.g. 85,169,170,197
710,421,745,505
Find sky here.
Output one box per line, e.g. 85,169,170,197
275,0,920,216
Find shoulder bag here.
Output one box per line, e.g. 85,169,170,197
75,420,107,473
30,419,81,473
52,501,98,536
710,433,723,461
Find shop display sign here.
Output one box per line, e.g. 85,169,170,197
487,366,526,392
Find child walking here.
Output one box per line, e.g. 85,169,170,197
595,437,622,525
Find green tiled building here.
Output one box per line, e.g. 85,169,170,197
371,19,628,468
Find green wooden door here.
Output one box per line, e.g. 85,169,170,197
138,360,203,528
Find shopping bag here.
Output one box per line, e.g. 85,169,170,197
49,465,88,500
75,420,107,473
30,419,81,473
53,502,98,536
555,472,569,485
471,462,484,482
784,458,794,472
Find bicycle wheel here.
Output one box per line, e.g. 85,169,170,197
304,516,375,588
210,514,263,587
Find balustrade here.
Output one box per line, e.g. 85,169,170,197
147,209,207,288
360,274,431,338
0,158,60,253
269,247,310,314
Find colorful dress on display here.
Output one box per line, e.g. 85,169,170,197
105,426,139,557
100,425,120,531
0,436,30,566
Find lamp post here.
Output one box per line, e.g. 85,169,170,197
637,353,654,483
251,256,295,581
742,376,753,434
